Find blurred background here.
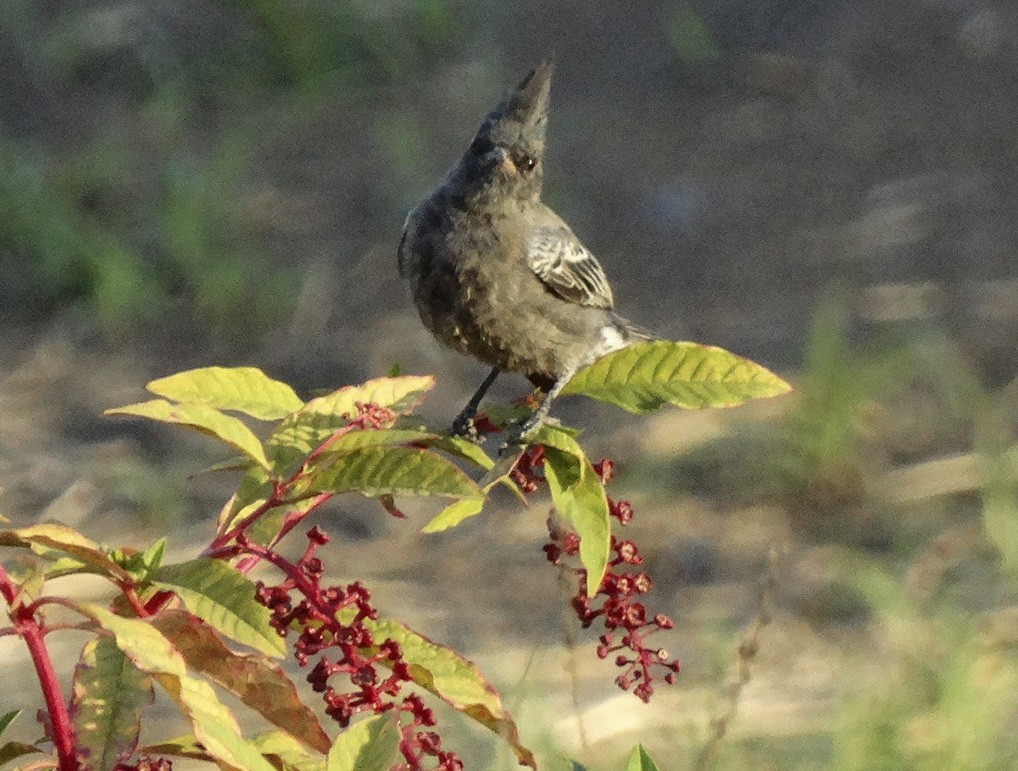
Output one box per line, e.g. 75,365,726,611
2,0,1018,767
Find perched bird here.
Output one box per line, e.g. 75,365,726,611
399,61,649,437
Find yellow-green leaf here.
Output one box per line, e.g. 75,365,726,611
75,604,276,771
303,447,481,500
71,637,154,770
326,715,401,771
562,340,792,413
544,448,611,597
253,731,325,771
422,497,485,533
151,559,285,657
625,744,662,771
0,524,132,583
147,367,304,420
152,610,330,753
266,376,434,476
106,400,270,470
367,619,536,769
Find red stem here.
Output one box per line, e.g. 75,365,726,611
16,611,77,769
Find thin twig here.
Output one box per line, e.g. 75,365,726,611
695,545,779,771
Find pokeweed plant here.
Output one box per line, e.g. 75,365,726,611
0,341,789,770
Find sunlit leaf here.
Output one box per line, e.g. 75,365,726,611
75,603,275,771
266,376,434,476
71,637,154,770
253,731,325,771
151,559,285,657
147,366,304,420
0,524,132,582
367,618,536,769
105,400,270,470
152,610,330,753
326,715,401,771
625,744,662,771
303,447,481,500
562,340,792,413
422,497,485,533
544,447,611,597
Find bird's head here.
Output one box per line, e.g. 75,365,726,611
455,60,553,205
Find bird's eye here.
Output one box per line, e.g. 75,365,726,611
515,153,537,173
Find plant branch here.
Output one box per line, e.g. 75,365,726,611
16,609,77,770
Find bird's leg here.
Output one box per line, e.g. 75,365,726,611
451,367,501,437
502,367,576,450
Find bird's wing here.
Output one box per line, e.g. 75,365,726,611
526,226,615,309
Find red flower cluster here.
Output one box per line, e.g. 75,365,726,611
536,457,682,702
248,526,463,770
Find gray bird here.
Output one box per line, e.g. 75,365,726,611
398,61,649,438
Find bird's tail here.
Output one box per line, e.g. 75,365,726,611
611,313,658,343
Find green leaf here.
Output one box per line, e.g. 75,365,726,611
105,400,270,471
625,744,661,771
0,524,132,583
138,735,211,761
544,447,611,597
366,618,536,769
0,710,21,741
150,559,285,657
266,376,434,476
147,367,304,420
152,610,330,753
303,446,481,500
427,435,495,471
75,603,276,771
326,715,401,771
562,340,793,413
253,731,325,771
422,497,485,533
70,637,154,770
0,740,42,767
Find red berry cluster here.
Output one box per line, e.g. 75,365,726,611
248,526,462,770
539,458,681,702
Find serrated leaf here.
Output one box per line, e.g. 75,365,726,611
265,376,434,477
303,447,481,500
366,618,536,769
0,524,132,582
326,715,400,771
75,603,275,771
625,744,661,771
562,340,793,413
0,710,21,740
152,610,330,753
544,448,611,597
106,400,270,470
422,497,485,533
151,559,285,657
71,637,154,770
147,367,304,420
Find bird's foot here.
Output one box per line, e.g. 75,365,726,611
497,414,560,455
450,408,476,437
